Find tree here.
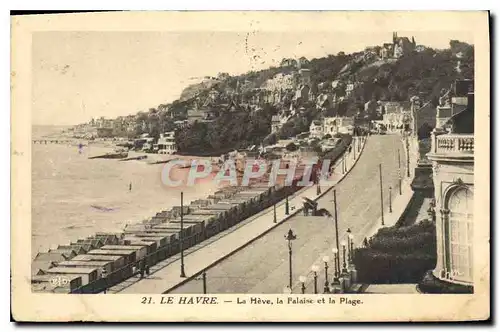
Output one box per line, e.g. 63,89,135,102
286,142,298,152
263,133,278,146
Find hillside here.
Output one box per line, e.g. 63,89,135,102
81,39,474,155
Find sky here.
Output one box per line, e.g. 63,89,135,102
32,30,474,125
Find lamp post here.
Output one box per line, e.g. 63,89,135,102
389,186,393,213
322,255,330,293
398,149,402,195
333,190,341,274
273,203,277,223
379,164,385,226
285,229,297,289
341,241,347,273
180,192,187,278
311,265,319,294
346,228,352,262
348,234,354,264
331,248,339,282
353,140,356,160
285,192,290,215
299,275,307,294
406,137,410,178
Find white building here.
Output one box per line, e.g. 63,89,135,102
323,117,354,136
309,120,323,139
157,131,177,154
426,86,474,292
309,117,354,138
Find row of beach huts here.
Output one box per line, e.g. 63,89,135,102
32,162,320,294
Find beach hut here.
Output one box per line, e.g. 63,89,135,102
87,249,137,266
72,254,125,271
31,274,82,293
100,245,149,261
34,252,69,263
45,266,99,285
31,260,56,276
48,249,78,260
55,260,113,279
56,245,87,256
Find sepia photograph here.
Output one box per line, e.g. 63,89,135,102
11,11,490,322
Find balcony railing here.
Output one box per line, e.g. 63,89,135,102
433,134,474,154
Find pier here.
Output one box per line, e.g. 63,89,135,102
32,139,73,145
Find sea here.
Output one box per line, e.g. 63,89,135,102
31,126,225,259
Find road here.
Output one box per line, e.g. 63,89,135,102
169,134,406,294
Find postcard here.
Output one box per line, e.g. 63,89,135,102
11,11,490,322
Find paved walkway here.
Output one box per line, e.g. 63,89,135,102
169,135,405,294
113,136,367,294
362,134,418,240
363,284,419,294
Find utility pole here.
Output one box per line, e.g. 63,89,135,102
398,149,402,195
406,138,410,178
333,190,341,274
285,229,297,289
202,270,207,294
379,164,385,226
180,192,186,278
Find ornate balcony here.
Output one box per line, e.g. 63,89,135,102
428,133,474,162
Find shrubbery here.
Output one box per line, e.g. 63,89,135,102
353,220,436,284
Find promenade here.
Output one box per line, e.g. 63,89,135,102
112,136,367,294
169,134,410,294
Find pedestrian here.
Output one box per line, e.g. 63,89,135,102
129,182,132,192
363,237,369,247
139,259,145,278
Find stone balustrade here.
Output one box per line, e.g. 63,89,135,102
433,134,474,154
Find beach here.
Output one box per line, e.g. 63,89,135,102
31,126,225,258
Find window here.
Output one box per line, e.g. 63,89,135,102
446,187,473,284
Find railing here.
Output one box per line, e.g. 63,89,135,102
433,134,474,154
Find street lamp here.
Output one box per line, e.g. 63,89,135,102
311,265,319,294
378,164,385,226
341,241,347,273
331,248,339,282
273,203,277,223
348,234,354,264
284,229,297,289
299,275,307,294
285,191,290,215
180,192,187,278
398,149,402,195
389,186,393,213
406,137,410,178
322,255,330,293
346,228,352,262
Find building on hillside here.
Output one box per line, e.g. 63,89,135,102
294,85,310,103
436,80,474,129
157,131,177,154
323,117,355,136
410,96,437,139
299,68,311,86
309,116,354,138
379,32,416,59
309,120,323,139
316,93,333,112
379,101,411,132
345,82,355,97
424,82,474,293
